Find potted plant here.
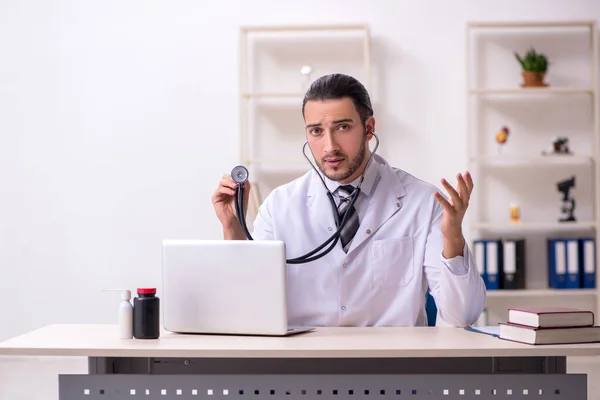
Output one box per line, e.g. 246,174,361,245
514,47,549,87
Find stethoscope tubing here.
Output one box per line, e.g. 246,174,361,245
233,133,379,264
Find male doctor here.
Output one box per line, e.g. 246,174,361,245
212,73,486,328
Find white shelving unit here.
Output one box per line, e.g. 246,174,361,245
487,288,597,299
469,87,594,95
466,20,599,324
238,24,371,227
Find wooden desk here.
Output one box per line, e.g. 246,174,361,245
0,324,593,399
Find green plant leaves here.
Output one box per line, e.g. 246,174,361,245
514,47,548,73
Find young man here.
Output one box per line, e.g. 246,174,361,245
212,73,486,328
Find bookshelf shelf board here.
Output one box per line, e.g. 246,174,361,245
244,159,309,171
242,92,305,98
467,21,596,29
470,155,594,167
471,221,597,232
241,24,369,33
469,88,594,96
487,289,596,298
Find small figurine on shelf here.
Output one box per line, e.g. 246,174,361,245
509,203,521,224
541,136,572,156
495,126,510,154
557,176,576,222
553,137,571,154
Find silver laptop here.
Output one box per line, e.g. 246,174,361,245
161,239,314,336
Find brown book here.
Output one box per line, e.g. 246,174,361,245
499,323,600,345
508,306,594,328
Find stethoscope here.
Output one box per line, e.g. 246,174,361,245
231,132,380,264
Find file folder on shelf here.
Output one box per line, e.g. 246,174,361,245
580,237,596,289
474,238,526,290
474,239,502,290
502,239,526,289
548,238,567,289
565,238,580,289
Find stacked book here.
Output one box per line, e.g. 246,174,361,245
499,306,600,345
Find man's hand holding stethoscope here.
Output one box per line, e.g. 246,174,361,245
434,171,474,259
212,173,251,232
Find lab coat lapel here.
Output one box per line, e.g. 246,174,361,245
347,165,407,253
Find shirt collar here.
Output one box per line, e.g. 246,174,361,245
322,154,379,197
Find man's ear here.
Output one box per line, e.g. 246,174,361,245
365,116,376,136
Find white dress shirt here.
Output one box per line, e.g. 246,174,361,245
251,153,486,327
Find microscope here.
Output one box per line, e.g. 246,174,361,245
557,176,576,222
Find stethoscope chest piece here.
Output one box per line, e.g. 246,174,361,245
231,165,249,184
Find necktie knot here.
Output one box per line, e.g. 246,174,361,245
337,185,356,200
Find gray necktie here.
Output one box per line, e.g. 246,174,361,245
336,185,360,252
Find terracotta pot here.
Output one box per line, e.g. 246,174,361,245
521,71,547,87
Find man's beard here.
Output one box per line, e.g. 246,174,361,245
316,137,367,182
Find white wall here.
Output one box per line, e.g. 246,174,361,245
0,0,599,341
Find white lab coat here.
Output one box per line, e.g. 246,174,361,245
252,154,486,327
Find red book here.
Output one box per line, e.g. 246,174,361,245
508,306,594,328
499,323,600,345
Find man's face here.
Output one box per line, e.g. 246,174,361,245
304,97,374,183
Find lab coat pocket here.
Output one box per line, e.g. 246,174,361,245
371,236,415,288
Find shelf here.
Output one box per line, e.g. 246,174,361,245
243,159,311,173
471,221,597,232
239,23,371,225
469,88,594,95
467,20,596,29
242,92,305,99
470,155,594,167
487,289,596,298
241,24,369,33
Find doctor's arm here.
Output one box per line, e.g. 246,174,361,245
425,173,486,327
423,204,486,327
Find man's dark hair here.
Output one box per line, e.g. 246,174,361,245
302,73,374,125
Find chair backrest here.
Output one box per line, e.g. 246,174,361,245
425,291,437,326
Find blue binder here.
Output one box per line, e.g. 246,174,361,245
547,238,567,289
580,237,596,289
474,239,501,290
565,238,581,289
